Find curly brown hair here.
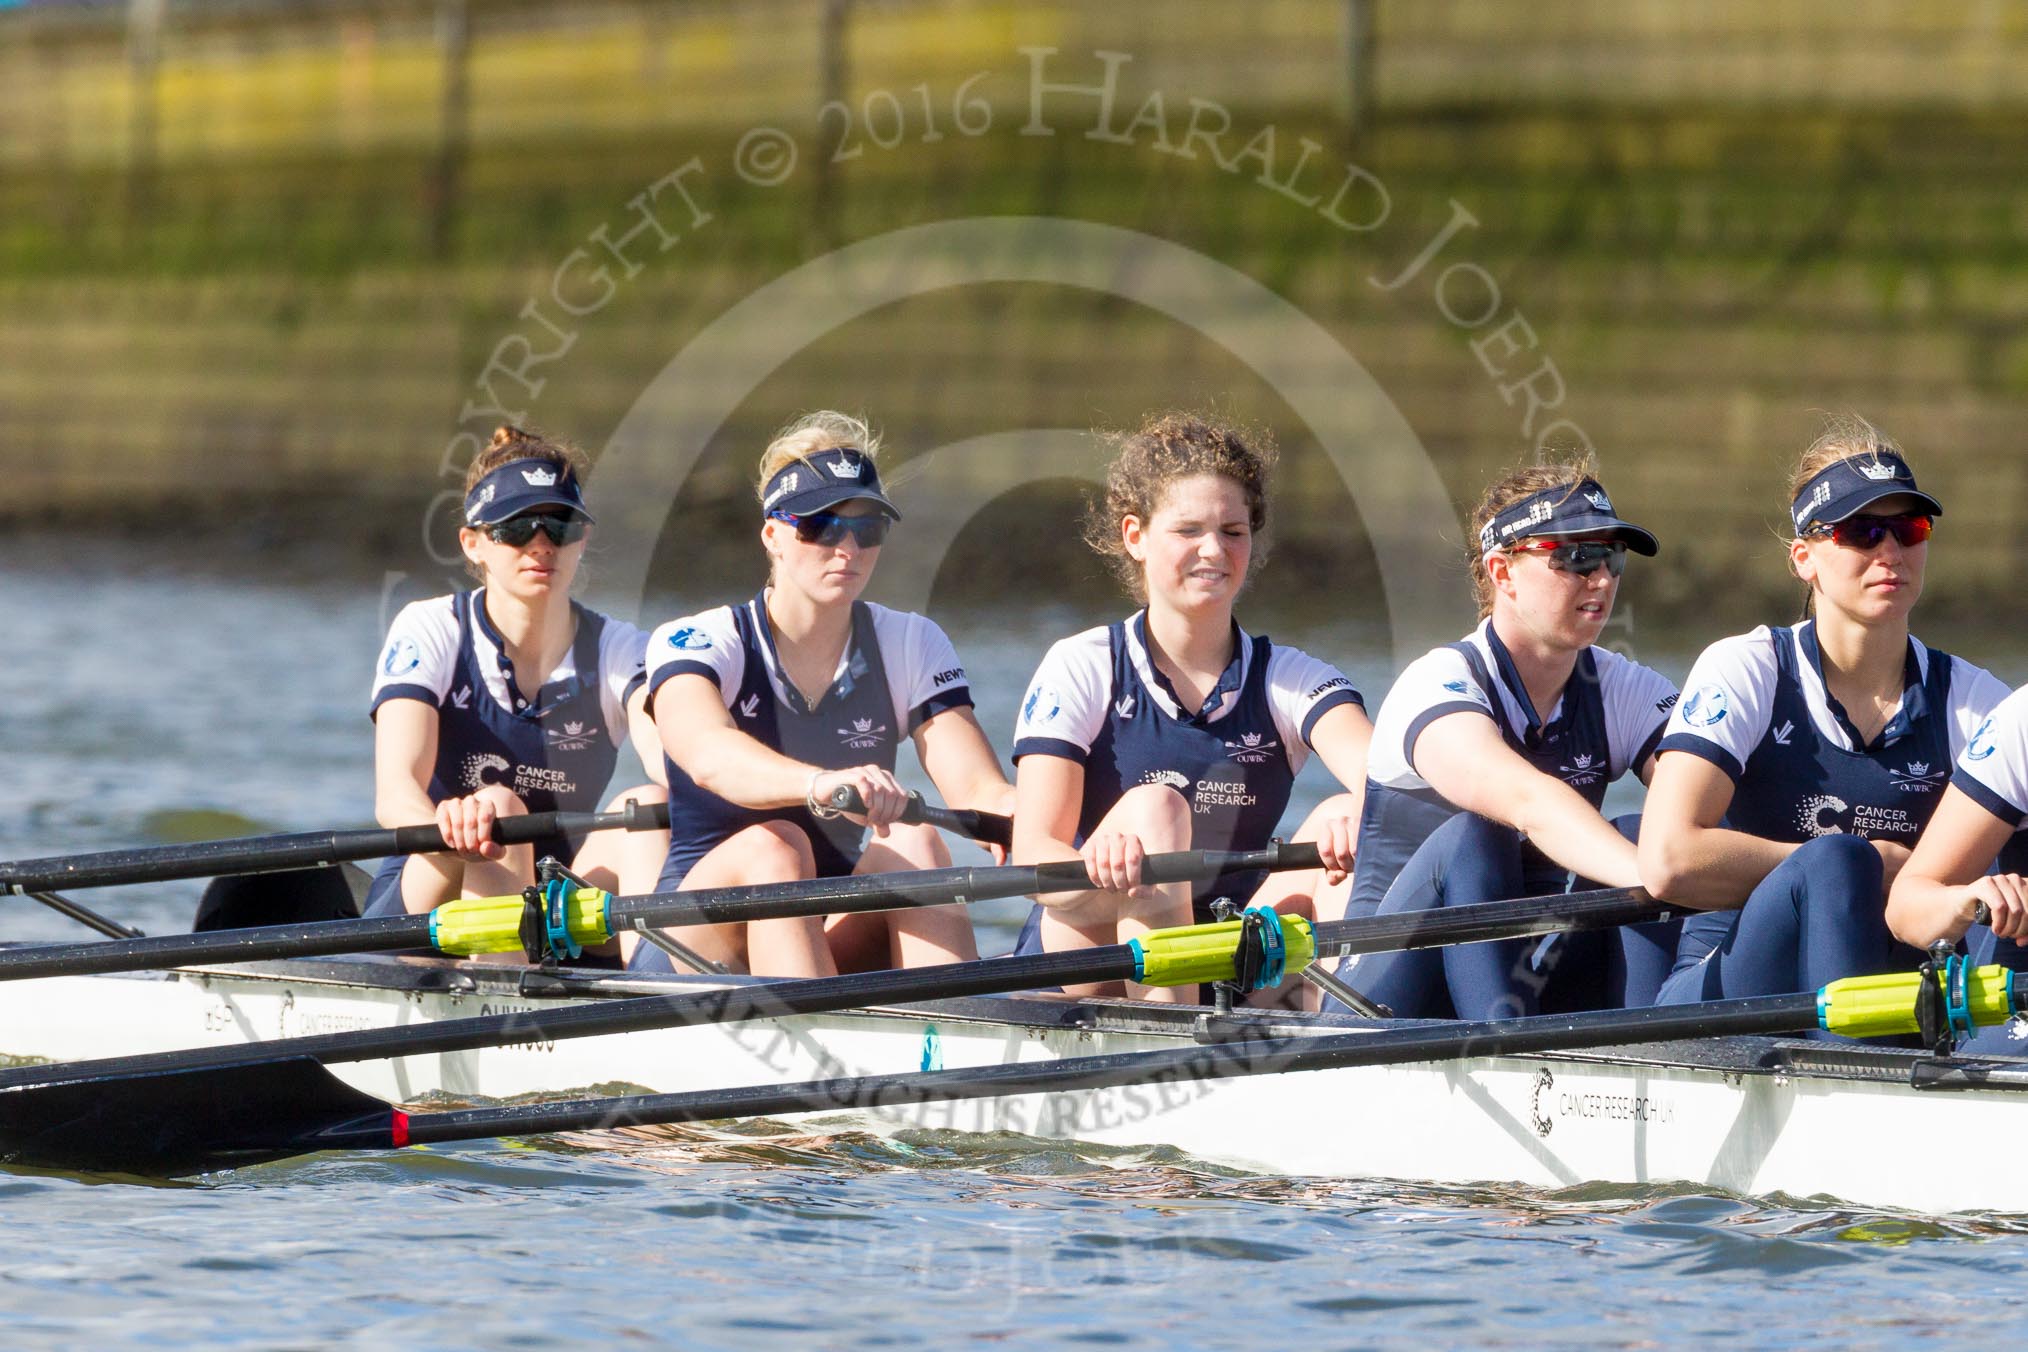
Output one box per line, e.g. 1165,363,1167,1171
1080,412,1277,603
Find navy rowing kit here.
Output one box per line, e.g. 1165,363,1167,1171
1007,614,1363,953
361,590,649,916
1938,687,2028,1050
629,591,975,972
1335,620,1680,1018
1653,622,2010,1010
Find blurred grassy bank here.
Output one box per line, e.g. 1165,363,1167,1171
4,0,2028,626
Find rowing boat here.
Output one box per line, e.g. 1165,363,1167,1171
5,949,2026,1212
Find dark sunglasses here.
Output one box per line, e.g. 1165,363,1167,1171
768,509,891,548
484,513,587,547
1805,513,1933,551
1508,539,1628,578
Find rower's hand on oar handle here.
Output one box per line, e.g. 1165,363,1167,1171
1080,829,1157,898
811,768,908,836
433,789,519,861
1308,814,1358,886
1965,874,2028,940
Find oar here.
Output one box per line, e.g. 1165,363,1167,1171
0,842,1324,982
824,786,1013,850
0,886,1674,1098
4,962,2017,1176
0,800,673,895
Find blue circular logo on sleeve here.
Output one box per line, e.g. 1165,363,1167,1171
667,627,712,651
1967,717,1998,763
1022,685,1062,726
382,638,420,677
1680,684,1729,729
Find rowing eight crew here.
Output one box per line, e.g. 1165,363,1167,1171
365,411,2028,1035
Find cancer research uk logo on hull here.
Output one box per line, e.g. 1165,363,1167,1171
1680,685,1729,729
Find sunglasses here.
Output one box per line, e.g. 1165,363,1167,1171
484,513,587,547
1506,539,1628,578
768,509,891,549
1804,513,1933,551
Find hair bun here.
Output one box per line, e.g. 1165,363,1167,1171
488,424,534,453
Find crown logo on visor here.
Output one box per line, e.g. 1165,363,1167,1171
1584,490,1612,512
521,466,559,487
1857,460,1901,481
826,455,862,479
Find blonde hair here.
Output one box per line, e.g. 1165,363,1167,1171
1081,411,1277,603
1786,413,1915,617
1465,453,1601,618
753,411,882,501
1786,412,1907,535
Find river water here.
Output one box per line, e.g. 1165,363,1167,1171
6,537,2028,1348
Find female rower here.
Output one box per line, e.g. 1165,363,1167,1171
1334,460,1681,1020
629,412,1016,977
1886,690,2028,1050
365,426,667,952
1642,417,2010,1013
1009,413,1370,1005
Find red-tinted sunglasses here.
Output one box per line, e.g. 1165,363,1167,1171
1504,539,1627,578
1805,513,1933,551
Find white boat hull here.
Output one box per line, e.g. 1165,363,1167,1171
2,955,2020,1213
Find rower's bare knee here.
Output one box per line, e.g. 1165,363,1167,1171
470,784,530,818
867,821,949,872
1111,783,1192,850
732,820,817,883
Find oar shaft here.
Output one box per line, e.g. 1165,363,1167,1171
1312,887,1672,959
396,990,1830,1149
0,944,1142,1090
0,800,671,894
0,914,434,981
0,843,1322,983
610,843,1315,930
0,870,1650,1094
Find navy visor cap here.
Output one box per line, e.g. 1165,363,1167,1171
1477,479,1659,557
760,449,901,520
464,458,594,527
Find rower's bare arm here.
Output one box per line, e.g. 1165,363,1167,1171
1307,702,1372,804
372,697,442,829
625,683,667,788
1636,751,1791,909
1888,786,2023,945
1415,710,1642,888
913,706,1018,819
1012,753,1090,882
652,672,820,809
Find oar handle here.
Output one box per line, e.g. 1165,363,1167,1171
382,798,670,854
822,786,1014,849
0,800,672,894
